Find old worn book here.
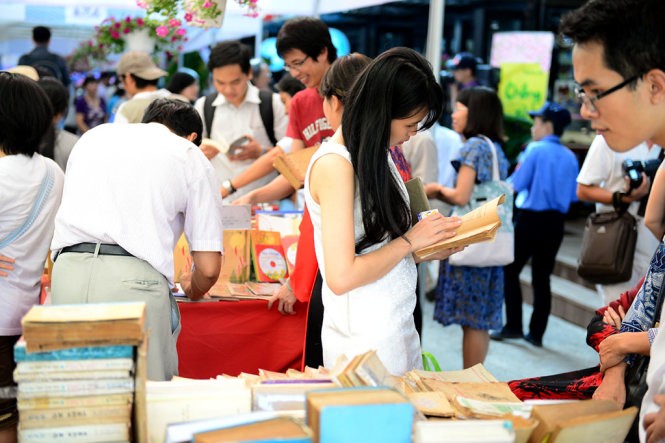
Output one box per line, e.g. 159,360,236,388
193,416,312,443
18,422,130,443
414,419,515,443
18,404,131,430
21,302,145,351
17,393,133,411
414,194,506,259
530,399,636,443
17,378,135,399
405,177,431,225
15,358,134,375
406,391,455,418
273,146,319,189
14,340,134,362
306,387,414,443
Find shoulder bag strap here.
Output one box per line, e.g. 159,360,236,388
0,163,55,249
479,135,500,181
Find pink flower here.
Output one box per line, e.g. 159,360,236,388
110,31,121,39
114,22,121,28
125,16,131,23
88,40,94,46
176,28,186,36
184,12,193,22
136,1,148,8
123,27,131,34
171,36,178,42
168,18,181,27
136,18,145,26
203,0,212,8
156,25,169,37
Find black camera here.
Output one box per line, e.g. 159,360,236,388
622,158,662,190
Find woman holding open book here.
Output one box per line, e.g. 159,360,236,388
304,47,463,375
425,86,509,368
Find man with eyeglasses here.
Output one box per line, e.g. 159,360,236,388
559,1,665,441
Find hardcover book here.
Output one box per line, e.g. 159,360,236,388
251,231,288,283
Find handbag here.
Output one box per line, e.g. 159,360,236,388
577,210,637,284
622,279,665,442
448,136,514,267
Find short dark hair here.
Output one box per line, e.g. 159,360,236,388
142,98,203,146
207,41,251,74
456,86,505,142
559,0,665,85
0,72,53,156
32,26,51,44
82,75,98,88
37,77,69,117
166,72,196,95
276,17,337,64
275,74,305,98
319,53,371,107
128,73,159,89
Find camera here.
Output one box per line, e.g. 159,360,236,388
622,158,662,190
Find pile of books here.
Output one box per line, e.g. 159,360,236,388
16,302,146,443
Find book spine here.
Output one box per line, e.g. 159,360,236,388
18,422,129,443
15,358,134,374
14,369,132,382
19,405,131,429
14,344,134,361
18,378,135,398
18,393,133,410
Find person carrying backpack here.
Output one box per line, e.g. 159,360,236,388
194,40,287,202
18,26,70,86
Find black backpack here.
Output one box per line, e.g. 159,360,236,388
202,89,277,146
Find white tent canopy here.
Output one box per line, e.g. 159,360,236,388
0,0,400,68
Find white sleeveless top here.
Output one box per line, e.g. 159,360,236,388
304,141,422,375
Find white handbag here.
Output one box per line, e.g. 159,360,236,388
448,136,514,267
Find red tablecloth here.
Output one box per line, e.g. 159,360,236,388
176,299,307,378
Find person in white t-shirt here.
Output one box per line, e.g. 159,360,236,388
50,98,223,381
577,134,661,304
0,71,65,443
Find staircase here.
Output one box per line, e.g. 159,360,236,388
519,218,604,327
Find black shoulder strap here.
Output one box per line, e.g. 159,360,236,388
258,89,277,146
203,92,218,137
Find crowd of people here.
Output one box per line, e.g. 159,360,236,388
3,0,665,441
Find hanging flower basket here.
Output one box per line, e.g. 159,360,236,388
136,0,260,29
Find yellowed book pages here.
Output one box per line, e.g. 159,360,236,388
529,399,621,443
19,405,131,430
193,416,311,443
407,391,454,417
22,302,145,324
549,406,637,443
414,194,505,259
411,363,498,383
273,146,319,189
424,381,520,405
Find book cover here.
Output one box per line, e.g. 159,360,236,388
17,393,133,411
306,387,413,443
18,422,130,443
405,177,431,226
14,368,132,383
15,358,134,375
173,233,192,284
14,341,134,362
414,194,506,259
17,378,135,399
273,146,319,190
256,213,302,238
18,404,131,430
193,416,312,443
281,235,299,275
414,420,515,443
247,282,282,297
251,231,288,283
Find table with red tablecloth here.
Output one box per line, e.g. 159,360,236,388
176,299,308,378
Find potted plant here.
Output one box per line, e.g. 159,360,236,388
136,0,259,28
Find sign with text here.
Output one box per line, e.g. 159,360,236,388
498,63,548,120
490,31,554,73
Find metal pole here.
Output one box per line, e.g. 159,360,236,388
425,0,445,77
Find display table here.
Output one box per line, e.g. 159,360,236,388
176,299,308,378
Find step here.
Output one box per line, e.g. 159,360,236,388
519,265,602,328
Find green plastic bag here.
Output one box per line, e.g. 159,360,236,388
421,351,441,372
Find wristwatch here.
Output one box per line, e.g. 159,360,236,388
221,179,236,195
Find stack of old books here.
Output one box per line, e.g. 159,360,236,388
15,302,146,443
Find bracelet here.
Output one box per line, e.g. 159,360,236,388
222,179,237,195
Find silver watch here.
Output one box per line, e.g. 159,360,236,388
221,179,236,195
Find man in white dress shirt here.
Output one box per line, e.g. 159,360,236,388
50,99,223,381
195,40,287,202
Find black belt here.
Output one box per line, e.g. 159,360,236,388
58,243,132,259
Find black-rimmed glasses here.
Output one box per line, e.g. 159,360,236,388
574,75,641,113
284,56,310,73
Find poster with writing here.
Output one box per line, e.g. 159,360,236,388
490,31,554,73
498,63,548,120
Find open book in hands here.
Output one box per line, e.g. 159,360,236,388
413,194,506,260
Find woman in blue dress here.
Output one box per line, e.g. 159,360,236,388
428,86,510,368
